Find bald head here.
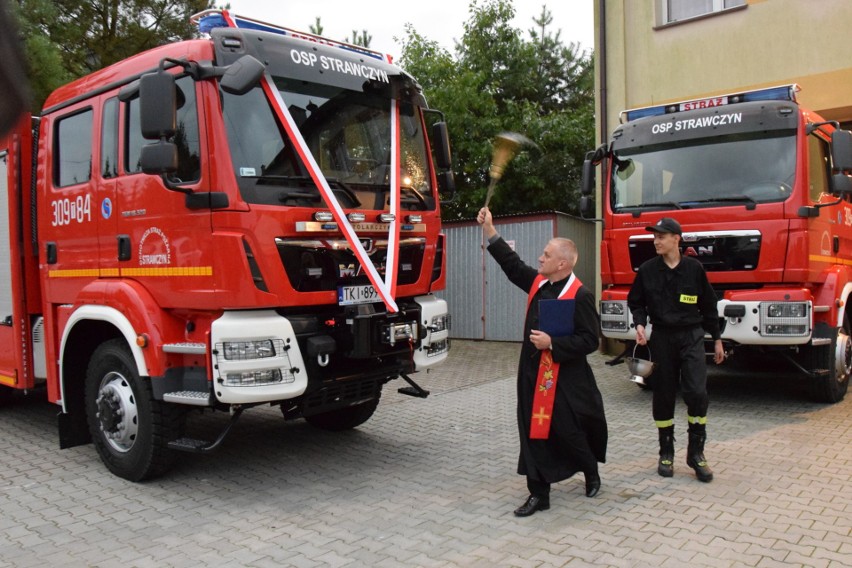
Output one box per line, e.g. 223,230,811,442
538,238,578,282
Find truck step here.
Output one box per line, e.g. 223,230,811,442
163,390,211,406
168,437,212,452
167,407,245,454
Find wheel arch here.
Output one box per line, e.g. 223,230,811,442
59,306,148,415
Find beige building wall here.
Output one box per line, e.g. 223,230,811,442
594,0,852,140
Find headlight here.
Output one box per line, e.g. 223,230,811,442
601,301,625,316
221,339,276,360
767,303,806,318
429,314,451,333
760,302,810,337
600,300,629,332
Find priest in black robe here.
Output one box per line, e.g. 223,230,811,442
478,207,607,517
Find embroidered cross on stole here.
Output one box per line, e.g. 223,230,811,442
526,273,582,439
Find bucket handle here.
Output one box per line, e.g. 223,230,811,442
632,343,652,362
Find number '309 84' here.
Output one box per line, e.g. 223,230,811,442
51,195,92,226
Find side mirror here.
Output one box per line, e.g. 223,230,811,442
431,121,452,170
139,71,176,140
831,129,852,172
581,158,596,196
579,195,595,219
437,170,456,201
220,55,265,95
140,142,177,175
832,173,852,195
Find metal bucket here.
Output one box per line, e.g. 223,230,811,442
626,344,654,386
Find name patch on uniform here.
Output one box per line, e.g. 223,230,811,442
680,294,697,304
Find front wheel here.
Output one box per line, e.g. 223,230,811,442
808,328,850,403
85,339,185,481
0,385,13,406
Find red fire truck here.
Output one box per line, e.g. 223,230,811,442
0,10,452,480
582,84,852,403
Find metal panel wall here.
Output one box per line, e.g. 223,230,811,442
557,215,596,287
440,223,485,339
442,212,596,341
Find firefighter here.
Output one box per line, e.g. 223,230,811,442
627,217,724,482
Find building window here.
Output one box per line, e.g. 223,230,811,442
662,0,746,24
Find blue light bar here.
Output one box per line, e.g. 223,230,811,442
191,9,387,61
738,85,798,103
620,84,800,123
622,106,668,122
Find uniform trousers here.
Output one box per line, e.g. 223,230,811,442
649,326,709,422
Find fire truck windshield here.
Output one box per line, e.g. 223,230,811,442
222,77,435,211
610,130,796,212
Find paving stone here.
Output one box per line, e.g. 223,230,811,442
0,340,849,567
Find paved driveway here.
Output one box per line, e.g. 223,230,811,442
0,340,849,567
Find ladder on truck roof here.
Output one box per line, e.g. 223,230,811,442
190,9,391,63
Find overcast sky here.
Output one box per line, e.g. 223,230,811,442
223,1,594,59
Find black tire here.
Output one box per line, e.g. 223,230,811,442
303,396,381,431
811,329,850,403
85,339,185,481
0,384,13,406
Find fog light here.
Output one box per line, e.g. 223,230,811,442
314,211,333,222
224,368,287,386
378,213,395,223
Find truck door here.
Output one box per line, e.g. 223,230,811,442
0,128,35,391
112,74,212,308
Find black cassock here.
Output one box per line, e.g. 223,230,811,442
488,237,608,484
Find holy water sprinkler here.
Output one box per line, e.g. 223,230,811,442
484,132,537,208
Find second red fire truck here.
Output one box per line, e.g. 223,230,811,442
583,84,852,403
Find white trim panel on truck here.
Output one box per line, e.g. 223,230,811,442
210,310,308,404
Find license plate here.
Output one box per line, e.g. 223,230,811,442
338,284,380,306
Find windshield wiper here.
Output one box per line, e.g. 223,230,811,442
679,196,757,209
616,201,683,212
251,175,361,207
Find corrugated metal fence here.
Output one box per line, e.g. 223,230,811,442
440,212,596,341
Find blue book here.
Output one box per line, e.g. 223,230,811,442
539,299,575,337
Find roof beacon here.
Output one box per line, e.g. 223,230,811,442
621,84,800,123
190,9,390,62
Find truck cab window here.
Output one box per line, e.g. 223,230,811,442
125,75,201,183
55,109,93,187
101,97,118,179
807,134,830,202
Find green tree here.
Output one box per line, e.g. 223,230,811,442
346,29,372,48
16,0,213,109
310,17,372,48
400,0,594,218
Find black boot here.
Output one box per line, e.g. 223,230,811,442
687,432,714,482
657,427,674,478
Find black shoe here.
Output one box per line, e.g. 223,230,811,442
585,474,601,498
513,495,550,517
658,453,674,477
687,454,714,482
687,432,714,482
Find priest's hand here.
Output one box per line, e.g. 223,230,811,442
530,329,552,350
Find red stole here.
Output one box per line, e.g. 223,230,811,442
526,273,582,439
